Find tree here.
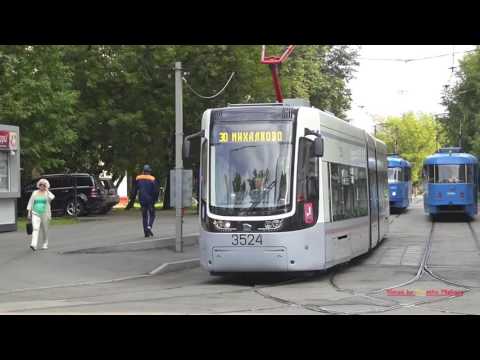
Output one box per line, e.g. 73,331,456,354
0,45,360,210
376,112,445,185
0,45,79,181
168,45,359,207
441,46,480,157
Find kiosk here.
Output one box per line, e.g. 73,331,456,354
0,125,20,232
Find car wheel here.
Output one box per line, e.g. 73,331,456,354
99,206,112,214
65,199,85,217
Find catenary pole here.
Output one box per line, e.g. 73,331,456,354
175,62,184,252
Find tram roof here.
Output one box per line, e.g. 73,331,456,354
205,104,386,148
424,152,478,165
388,155,411,168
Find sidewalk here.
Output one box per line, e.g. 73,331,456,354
0,210,201,292
1,209,200,251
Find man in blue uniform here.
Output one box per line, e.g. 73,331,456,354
127,164,159,237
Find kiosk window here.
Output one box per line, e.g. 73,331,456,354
0,152,8,191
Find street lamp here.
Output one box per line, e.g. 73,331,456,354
444,87,472,149
357,105,376,135
433,112,448,151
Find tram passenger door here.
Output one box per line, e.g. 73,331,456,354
367,137,379,249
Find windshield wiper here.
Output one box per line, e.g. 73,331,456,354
246,180,277,215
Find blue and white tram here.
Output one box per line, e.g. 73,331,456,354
423,147,478,218
187,103,389,274
387,154,412,210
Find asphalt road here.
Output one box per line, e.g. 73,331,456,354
1,199,480,314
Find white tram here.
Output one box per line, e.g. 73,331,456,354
188,102,389,274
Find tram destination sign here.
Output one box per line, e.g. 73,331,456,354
218,130,285,143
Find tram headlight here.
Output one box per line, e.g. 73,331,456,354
212,219,237,231
262,219,284,231
392,191,396,196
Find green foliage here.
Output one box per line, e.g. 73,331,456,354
0,45,359,197
376,112,444,185
440,46,480,158
0,45,79,179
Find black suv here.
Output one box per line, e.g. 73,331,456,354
20,173,119,216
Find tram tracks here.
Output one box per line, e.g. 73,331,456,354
3,199,480,314
421,221,480,290
323,219,479,314
253,209,480,315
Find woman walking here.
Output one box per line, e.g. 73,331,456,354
26,178,55,251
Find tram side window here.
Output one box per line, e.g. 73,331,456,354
405,167,411,182
330,163,368,221
397,168,404,182
296,138,319,219
428,165,435,183
467,165,474,184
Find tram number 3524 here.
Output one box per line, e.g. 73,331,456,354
231,234,263,246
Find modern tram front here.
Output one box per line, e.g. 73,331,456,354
196,105,329,273
188,103,388,275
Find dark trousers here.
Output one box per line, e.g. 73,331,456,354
141,204,156,234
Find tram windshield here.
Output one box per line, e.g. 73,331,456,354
435,164,466,183
209,120,294,216
388,167,403,183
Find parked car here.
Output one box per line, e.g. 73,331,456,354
20,173,117,217
98,177,120,214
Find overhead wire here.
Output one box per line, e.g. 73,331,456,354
357,47,477,116
359,48,476,63
183,72,236,99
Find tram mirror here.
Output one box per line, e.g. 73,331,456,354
313,137,324,157
183,139,191,160
183,130,205,160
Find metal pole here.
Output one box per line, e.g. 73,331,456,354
459,110,464,148
175,62,184,252
74,175,77,218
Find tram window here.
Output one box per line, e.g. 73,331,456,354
467,165,474,184
296,138,319,221
355,168,368,216
330,163,368,221
0,151,8,191
405,167,411,181
428,165,435,183
435,165,466,183
201,140,208,201
388,167,403,183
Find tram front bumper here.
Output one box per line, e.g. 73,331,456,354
211,246,289,272
199,225,326,272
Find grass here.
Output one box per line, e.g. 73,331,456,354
112,201,199,216
17,216,80,231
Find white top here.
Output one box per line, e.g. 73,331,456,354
27,190,55,219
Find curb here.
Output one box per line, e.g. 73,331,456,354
149,258,200,275
61,234,199,254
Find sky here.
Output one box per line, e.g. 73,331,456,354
346,45,477,134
